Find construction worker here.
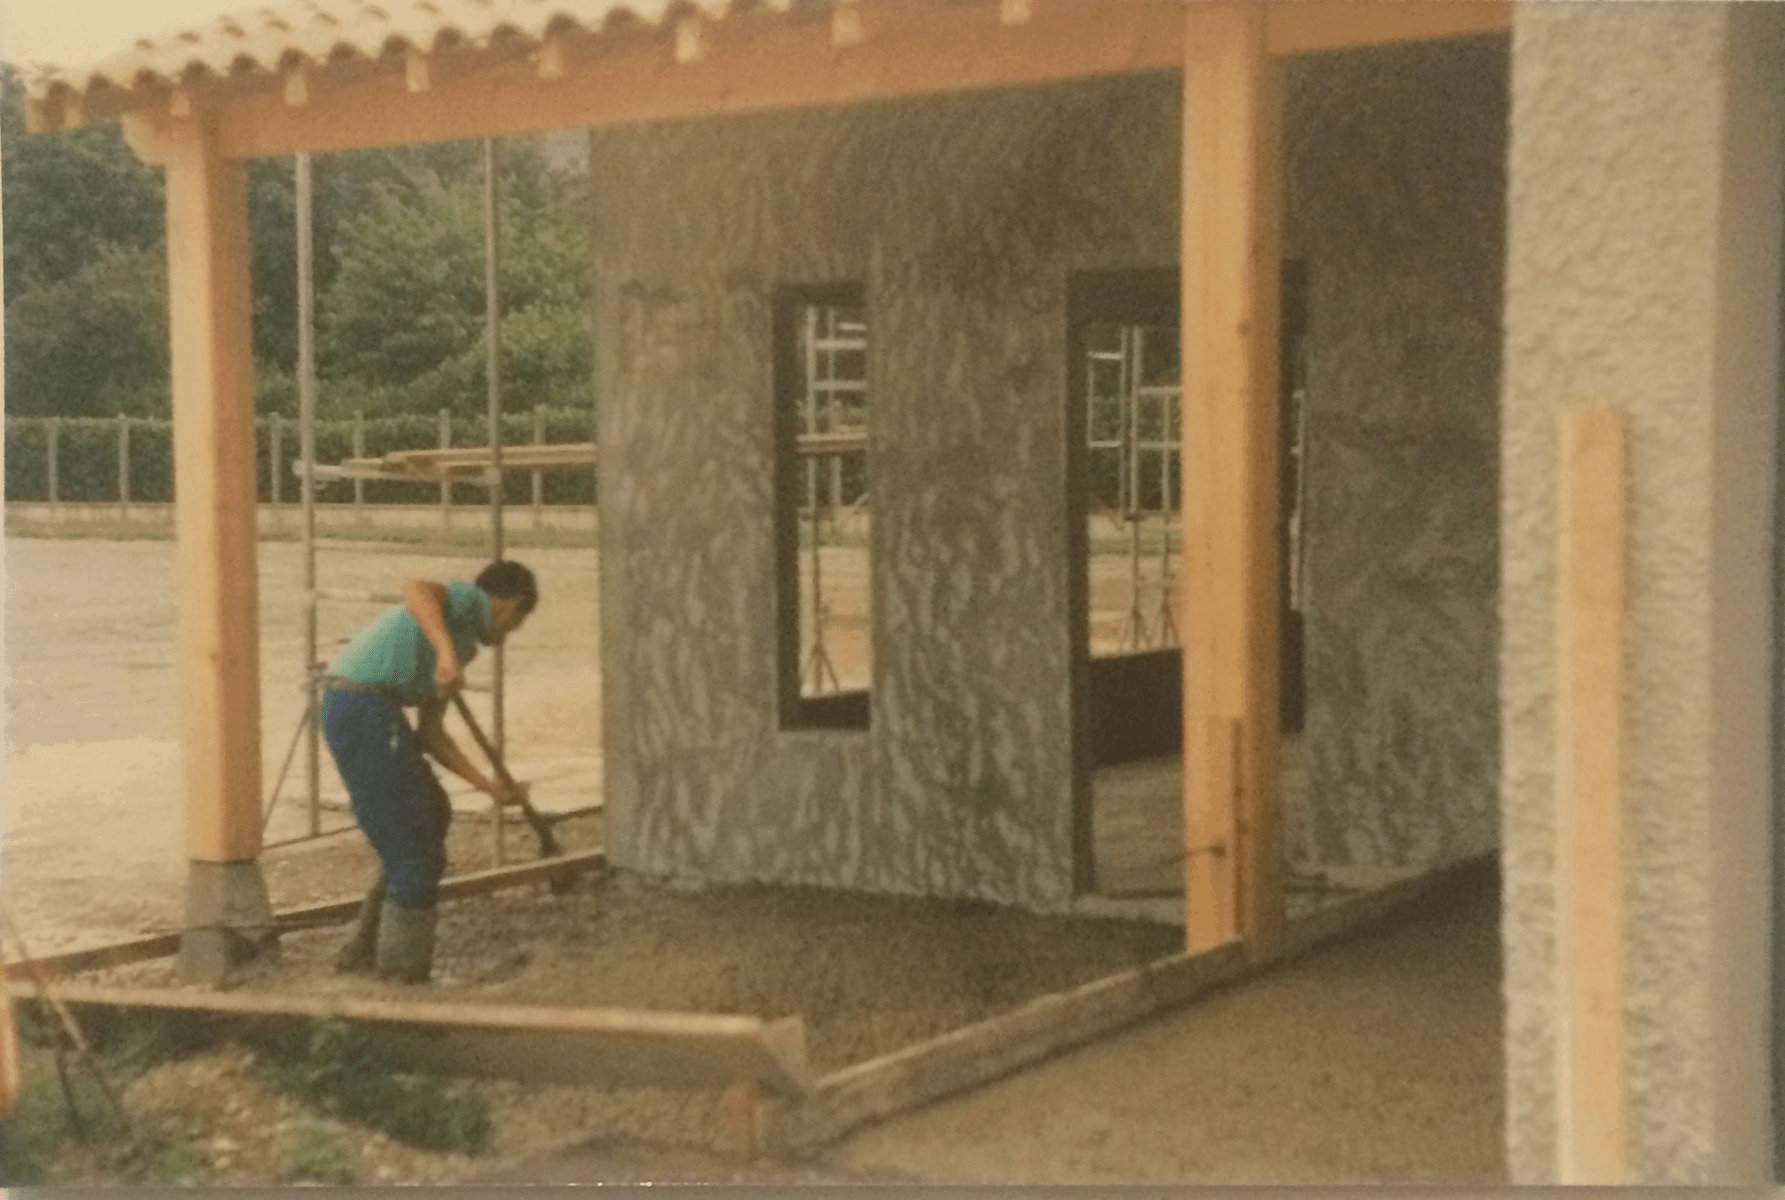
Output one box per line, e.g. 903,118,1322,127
322,560,538,983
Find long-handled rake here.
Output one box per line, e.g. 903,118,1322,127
449,692,562,859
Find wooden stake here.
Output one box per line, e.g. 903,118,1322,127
1180,2,1283,955
1555,407,1628,1182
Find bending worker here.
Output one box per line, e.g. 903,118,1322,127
321,560,538,983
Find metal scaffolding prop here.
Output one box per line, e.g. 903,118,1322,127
267,139,594,866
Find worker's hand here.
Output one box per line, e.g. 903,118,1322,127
433,654,465,699
491,779,531,808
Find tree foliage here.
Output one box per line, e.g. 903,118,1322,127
1,66,164,300
317,140,591,419
3,62,593,425
3,242,170,417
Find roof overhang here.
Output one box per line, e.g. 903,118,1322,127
28,0,1511,161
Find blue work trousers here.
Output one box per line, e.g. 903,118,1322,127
320,689,452,910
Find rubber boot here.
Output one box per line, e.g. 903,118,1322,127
374,900,437,984
333,877,386,974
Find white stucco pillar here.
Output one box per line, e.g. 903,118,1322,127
1501,3,1782,1183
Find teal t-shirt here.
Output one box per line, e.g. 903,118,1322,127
329,580,490,706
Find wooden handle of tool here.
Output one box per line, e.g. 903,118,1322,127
450,692,515,787
449,693,561,856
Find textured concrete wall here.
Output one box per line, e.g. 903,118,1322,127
1283,37,1506,870
1501,5,1781,1182
592,76,1179,911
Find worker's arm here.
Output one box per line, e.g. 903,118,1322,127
402,578,465,698
415,699,528,805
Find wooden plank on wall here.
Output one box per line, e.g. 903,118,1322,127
1555,406,1628,1183
1180,2,1284,956
161,119,263,864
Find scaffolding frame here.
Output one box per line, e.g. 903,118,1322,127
1085,322,1182,655
266,138,539,866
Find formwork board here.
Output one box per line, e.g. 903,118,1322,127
9,850,605,981
8,981,812,1096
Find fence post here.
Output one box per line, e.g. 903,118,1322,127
270,412,283,508
352,409,365,520
439,407,452,530
533,404,546,530
118,414,131,518
46,417,60,509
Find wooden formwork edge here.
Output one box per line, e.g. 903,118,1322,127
7,979,811,1097
765,852,1497,1154
9,849,606,981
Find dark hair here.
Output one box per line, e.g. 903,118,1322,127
476,560,538,615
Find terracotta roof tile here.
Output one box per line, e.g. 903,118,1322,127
28,0,767,111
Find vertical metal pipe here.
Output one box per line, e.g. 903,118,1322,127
297,150,321,837
483,135,506,866
46,417,59,508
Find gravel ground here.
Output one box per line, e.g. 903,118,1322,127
2,533,1505,1187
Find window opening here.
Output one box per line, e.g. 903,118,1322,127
777,284,870,730
1085,319,1181,657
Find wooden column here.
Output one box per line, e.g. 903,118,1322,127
1555,407,1628,1182
150,114,273,980
1180,1,1284,955
163,117,264,863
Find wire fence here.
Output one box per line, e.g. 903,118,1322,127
4,407,598,507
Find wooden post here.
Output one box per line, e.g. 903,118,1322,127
439,407,452,530
533,404,546,530
352,409,365,519
1180,1,1283,955
46,417,59,509
118,414,131,517
152,114,275,981
269,411,283,507
1555,407,1628,1183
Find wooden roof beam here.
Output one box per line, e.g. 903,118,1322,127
1264,0,1511,56
212,0,1186,159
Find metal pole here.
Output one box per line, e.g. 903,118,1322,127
117,414,130,518
484,135,507,866
46,417,59,509
298,150,321,837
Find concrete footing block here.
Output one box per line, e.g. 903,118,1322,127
178,860,278,984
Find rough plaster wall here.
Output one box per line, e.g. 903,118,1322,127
1283,38,1506,870
592,76,1179,910
1501,5,1780,1183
